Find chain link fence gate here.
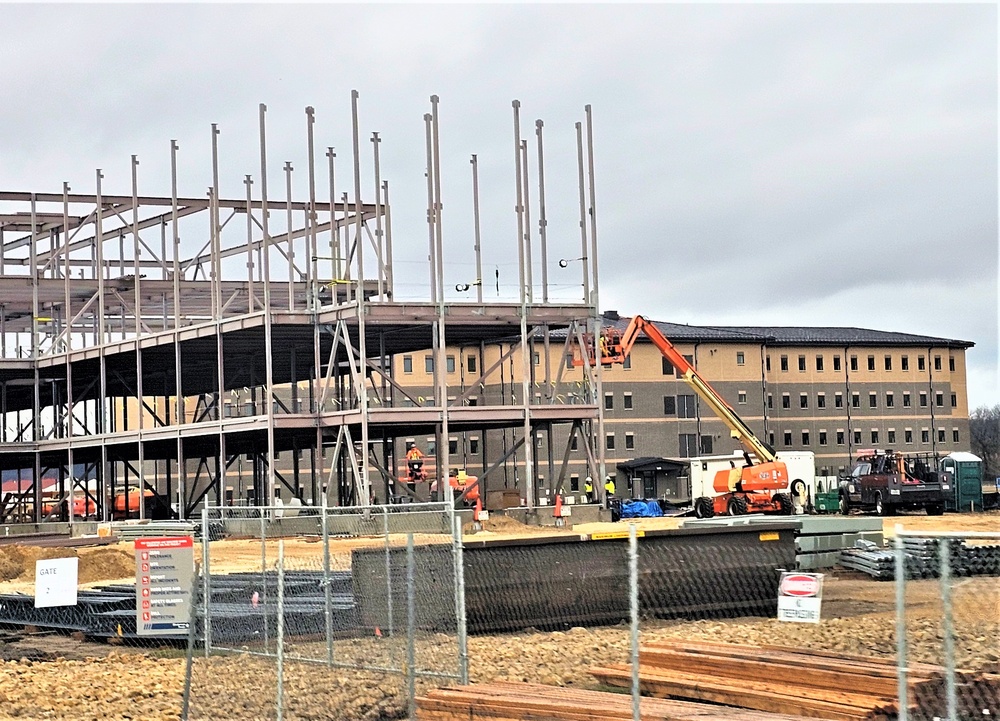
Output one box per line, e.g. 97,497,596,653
183,502,467,721
895,528,1000,721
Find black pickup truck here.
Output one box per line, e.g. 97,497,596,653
838,449,951,516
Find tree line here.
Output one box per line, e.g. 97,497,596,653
970,404,1000,484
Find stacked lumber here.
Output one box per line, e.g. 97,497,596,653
416,681,812,721
590,641,944,721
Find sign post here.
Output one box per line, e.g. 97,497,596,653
776,571,824,623
135,537,195,636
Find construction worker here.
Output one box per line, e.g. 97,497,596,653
604,475,616,508
405,444,425,489
598,334,608,359
584,476,594,503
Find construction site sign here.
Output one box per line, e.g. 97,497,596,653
776,572,824,624
34,557,78,608
135,537,194,636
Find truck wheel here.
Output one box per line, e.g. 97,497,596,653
774,493,793,515
727,495,748,516
927,503,945,516
839,494,850,516
875,492,895,517
694,497,715,519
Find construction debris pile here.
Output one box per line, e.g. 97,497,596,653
589,641,1000,721
839,537,1000,581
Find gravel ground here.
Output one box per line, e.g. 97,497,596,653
0,512,995,720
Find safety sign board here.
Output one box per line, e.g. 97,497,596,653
776,571,824,624
135,537,194,636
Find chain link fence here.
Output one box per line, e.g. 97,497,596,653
895,529,1000,721
183,503,466,721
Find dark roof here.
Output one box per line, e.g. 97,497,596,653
596,313,974,349
616,456,688,473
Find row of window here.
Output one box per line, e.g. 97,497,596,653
769,353,955,374
767,428,960,447
768,390,957,410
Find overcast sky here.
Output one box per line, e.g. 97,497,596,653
1,4,996,406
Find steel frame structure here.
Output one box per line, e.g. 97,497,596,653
0,93,607,524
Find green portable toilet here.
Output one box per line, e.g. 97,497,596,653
940,452,983,512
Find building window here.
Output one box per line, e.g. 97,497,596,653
625,432,635,450
819,431,827,446
780,355,788,372
836,430,845,445
467,355,477,373
769,432,775,446
570,474,579,492
852,392,860,409
817,393,826,409
469,438,479,455
736,351,745,366
918,355,926,371
425,356,434,373
882,355,890,371
937,429,946,443
533,352,540,366
403,355,413,374
783,431,792,446
833,355,841,372
700,435,714,454
934,355,942,371
662,357,674,375
604,393,614,411
871,430,879,444
949,356,955,372
449,438,458,454
624,393,633,410
835,392,843,408
886,392,894,408
678,433,698,458
867,355,875,371
887,430,896,445
570,435,579,451
782,394,791,409
565,354,574,370
903,392,911,408
816,355,824,372
622,355,631,370
919,392,927,407
921,429,930,443
935,392,944,407
800,394,808,409
801,431,810,445
446,355,456,373
677,355,693,379
869,392,877,408
950,393,957,408
766,355,771,372
854,430,862,445
606,433,615,451
850,355,858,371
678,395,697,418
953,429,959,443
663,396,676,415
905,429,913,444
798,355,806,372
767,393,773,409
738,391,747,405
901,355,909,371
467,396,478,406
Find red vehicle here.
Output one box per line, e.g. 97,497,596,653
575,315,790,517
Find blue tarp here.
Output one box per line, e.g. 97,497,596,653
620,499,663,518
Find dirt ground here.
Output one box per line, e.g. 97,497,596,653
0,509,995,720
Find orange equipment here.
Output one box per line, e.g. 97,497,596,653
113,489,156,519
574,315,790,517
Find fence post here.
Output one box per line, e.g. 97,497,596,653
629,523,640,721
406,532,416,720
323,505,333,666
894,525,908,721
384,509,395,640
277,538,285,721
940,538,956,721
181,561,201,721
260,510,269,653
452,511,469,685
201,508,211,657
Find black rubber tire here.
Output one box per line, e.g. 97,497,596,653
694,497,715,519
875,492,895,516
774,493,793,515
839,493,850,516
790,479,807,499
727,495,748,516
927,503,945,516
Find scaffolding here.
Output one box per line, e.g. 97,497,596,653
0,93,608,524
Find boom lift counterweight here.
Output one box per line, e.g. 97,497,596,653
575,315,791,517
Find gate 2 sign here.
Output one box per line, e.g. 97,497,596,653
777,572,824,624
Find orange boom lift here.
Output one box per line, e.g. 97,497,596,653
575,315,791,517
